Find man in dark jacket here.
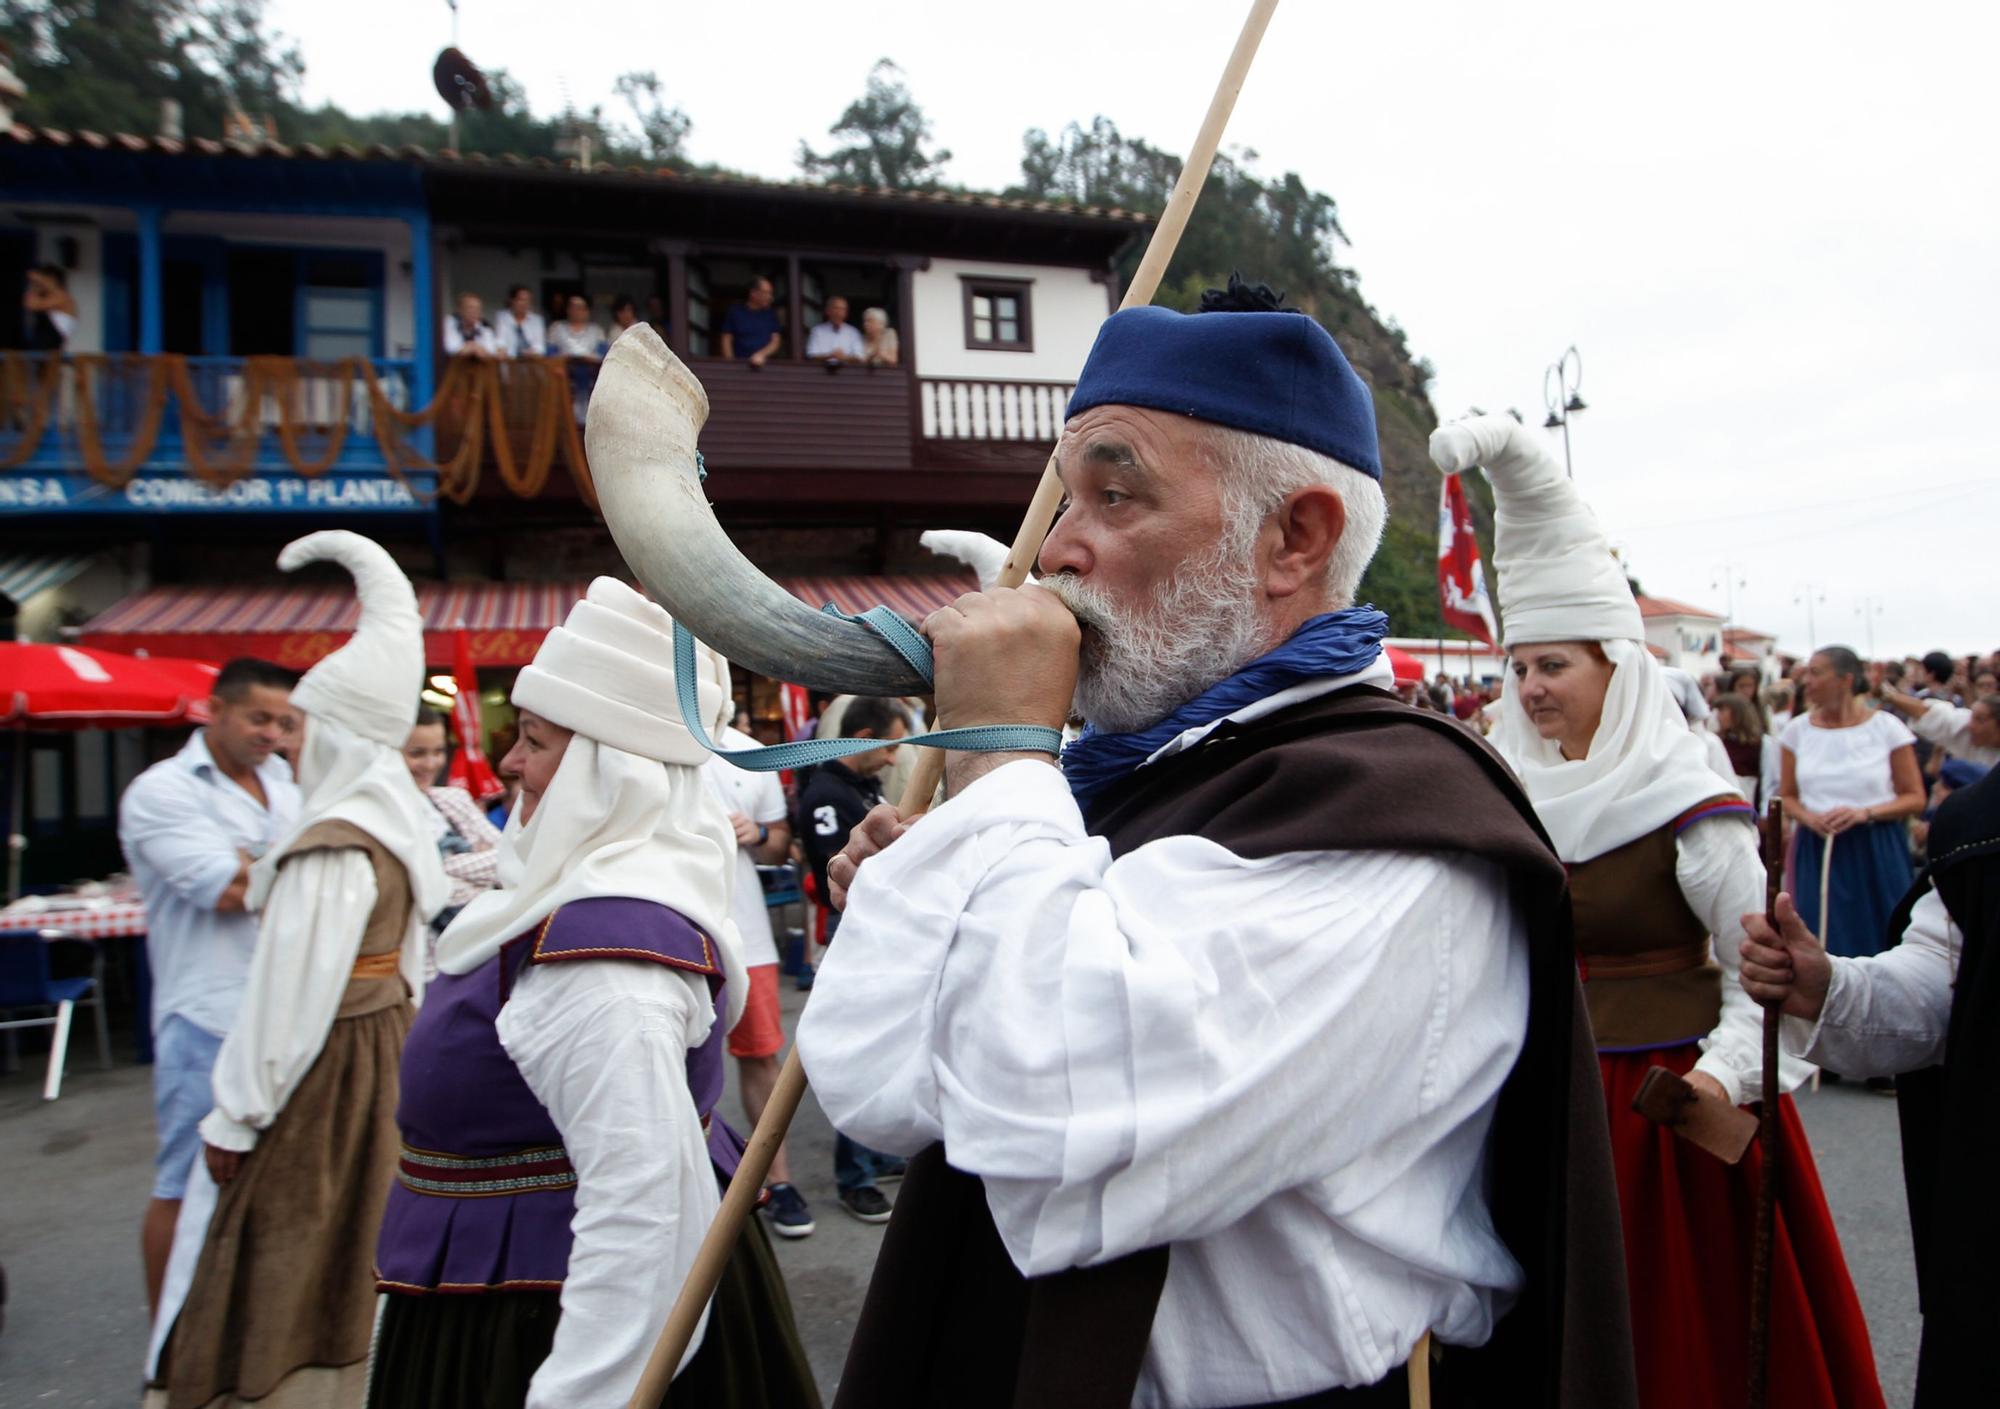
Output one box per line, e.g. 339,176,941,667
797,695,910,1224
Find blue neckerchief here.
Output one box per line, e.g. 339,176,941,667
1062,607,1389,808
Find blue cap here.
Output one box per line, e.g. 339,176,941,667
1065,305,1382,480
1941,758,1990,790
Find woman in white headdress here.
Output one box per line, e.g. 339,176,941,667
1432,417,1883,1409
146,531,452,1409
367,579,819,1409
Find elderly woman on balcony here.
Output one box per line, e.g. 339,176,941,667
860,306,899,367
545,295,608,424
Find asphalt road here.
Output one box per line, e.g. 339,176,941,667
0,995,1921,1407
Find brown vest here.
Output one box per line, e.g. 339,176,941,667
832,687,1638,1409
286,819,413,1017
1568,811,1730,1048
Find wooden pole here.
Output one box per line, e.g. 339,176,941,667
1748,799,1786,1408
623,6,1283,1404
896,0,1284,821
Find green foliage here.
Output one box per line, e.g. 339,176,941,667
797,58,951,190
1012,115,1468,636
2,0,299,136
613,70,690,164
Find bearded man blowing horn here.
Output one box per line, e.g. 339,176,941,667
794,280,1636,1409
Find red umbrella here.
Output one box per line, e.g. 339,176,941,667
1386,645,1426,687
0,644,214,897
0,643,209,725
134,657,223,724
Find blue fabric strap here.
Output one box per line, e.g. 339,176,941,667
672,617,1063,774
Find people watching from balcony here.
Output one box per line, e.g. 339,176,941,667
609,292,641,342
805,295,866,364
442,292,502,361
22,264,77,351
545,293,608,360
645,293,671,338
720,276,783,366
494,283,545,359
546,294,609,423
861,305,900,366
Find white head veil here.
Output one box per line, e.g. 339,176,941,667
249,534,452,989
1432,416,1740,864
434,579,747,1027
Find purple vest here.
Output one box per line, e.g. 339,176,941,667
374,896,743,1294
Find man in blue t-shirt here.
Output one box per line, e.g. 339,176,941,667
719,276,783,366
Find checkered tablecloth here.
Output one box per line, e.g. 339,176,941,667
0,895,148,939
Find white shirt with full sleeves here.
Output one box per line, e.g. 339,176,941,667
1786,887,1959,1076
798,756,1531,1406
1676,817,1816,1105
497,958,720,1407
1907,700,2000,767
199,848,378,1152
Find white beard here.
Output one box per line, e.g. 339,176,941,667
1043,532,1269,734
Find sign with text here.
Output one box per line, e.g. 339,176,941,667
0,471,436,515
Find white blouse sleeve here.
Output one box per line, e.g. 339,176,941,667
1909,701,1974,756
199,849,377,1152
796,758,1529,1278
1785,887,1958,1076
497,960,720,1408
1677,818,1813,1105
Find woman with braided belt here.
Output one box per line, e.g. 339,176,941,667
368,578,819,1409
1432,415,1882,1409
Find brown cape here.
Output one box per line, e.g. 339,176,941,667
833,687,1637,1408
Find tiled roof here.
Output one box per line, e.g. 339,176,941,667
1,124,1152,225
1636,594,1724,621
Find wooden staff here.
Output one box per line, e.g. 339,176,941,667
623,5,1282,1404
1748,798,1785,1409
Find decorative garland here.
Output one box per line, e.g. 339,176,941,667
0,351,600,504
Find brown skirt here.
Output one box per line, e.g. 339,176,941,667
162,1002,411,1409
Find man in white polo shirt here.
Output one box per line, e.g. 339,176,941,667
118,658,300,1315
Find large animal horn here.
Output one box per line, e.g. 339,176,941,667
586,325,929,697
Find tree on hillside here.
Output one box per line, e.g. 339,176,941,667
613,69,690,165
797,58,950,190
1,0,299,136
1012,115,1475,637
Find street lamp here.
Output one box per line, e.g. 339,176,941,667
1543,345,1586,478
1710,556,1747,628
1854,596,1885,658
1794,582,1826,650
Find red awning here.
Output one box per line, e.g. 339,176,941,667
776,574,976,620
79,581,598,670
80,574,982,673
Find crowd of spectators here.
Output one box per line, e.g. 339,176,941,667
1410,644,2000,850
445,278,899,376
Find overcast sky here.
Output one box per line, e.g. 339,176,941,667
268,0,1999,658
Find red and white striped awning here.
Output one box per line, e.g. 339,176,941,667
80,573,980,672
80,581,597,669
776,573,976,621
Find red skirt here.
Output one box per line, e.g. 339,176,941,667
1601,1045,1885,1409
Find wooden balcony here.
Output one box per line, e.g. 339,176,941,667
0,352,1076,519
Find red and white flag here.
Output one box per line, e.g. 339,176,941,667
780,681,813,741
1437,473,1499,646
444,627,505,802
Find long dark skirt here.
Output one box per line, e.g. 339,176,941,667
369,1215,820,1409
1793,818,1913,958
